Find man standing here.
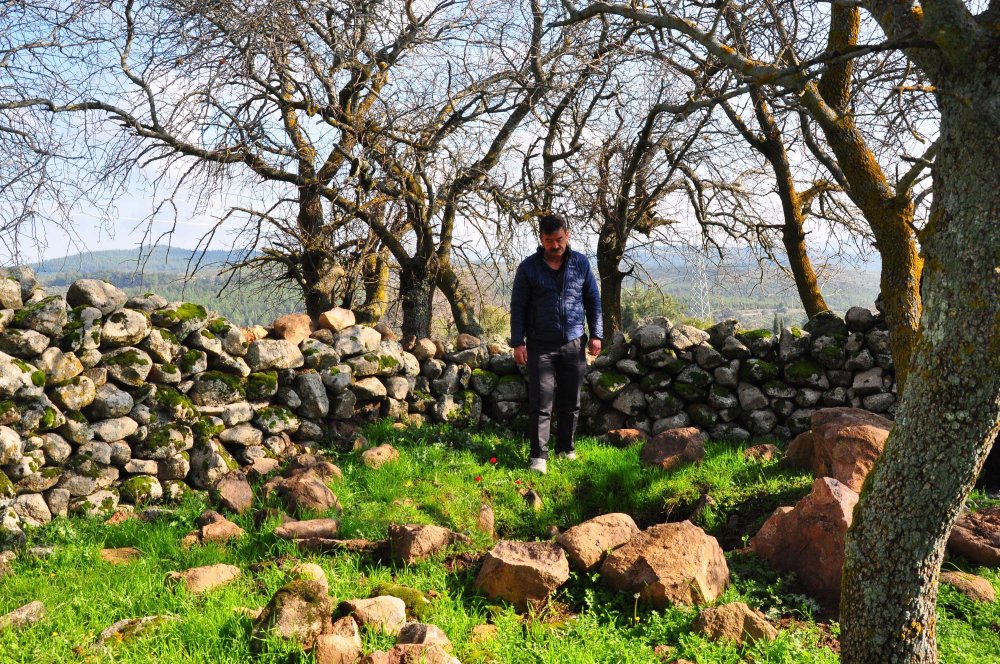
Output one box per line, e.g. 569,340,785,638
510,214,602,474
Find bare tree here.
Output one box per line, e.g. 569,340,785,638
562,2,998,662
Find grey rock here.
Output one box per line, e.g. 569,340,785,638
11,493,52,526
221,402,254,427
845,306,876,333
101,310,152,348
710,424,750,443
320,366,353,394
140,328,182,364
713,365,740,389
12,296,67,337
125,458,158,475
78,441,113,465
0,278,22,310
133,423,194,460
67,279,127,315
109,440,131,467
0,329,49,357
737,383,768,411
277,387,301,410
778,328,809,362
150,301,209,339
746,409,777,435
862,392,895,413
652,413,691,435
612,385,647,416
330,391,357,420
208,354,251,378
803,310,848,338
615,359,646,377
420,358,445,380
86,383,134,419
647,390,684,419
186,328,224,356
631,324,667,352
720,336,752,360
101,347,153,387
845,349,875,371
301,338,341,371
865,329,891,355
706,320,744,347
246,340,304,372
91,417,139,443
707,384,739,410
49,375,96,412
794,389,823,407
332,325,382,358
125,293,168,313
694,344,726,370
45,488,70,518
157,455,190,481
853,368,884,396
827,369,854,387
668,324,710,352
219,423,264,447
821,386,849,406
40,433,72,465
70,490,119,517
384,376,410,401
36,347,84,384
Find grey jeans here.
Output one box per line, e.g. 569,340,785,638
527,336,587,459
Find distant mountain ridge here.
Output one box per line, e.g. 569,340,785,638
30,246,243,275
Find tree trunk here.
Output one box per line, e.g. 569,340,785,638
398,260,435,339
597,221,625,336
436,259,485,337
354,248,389,326
297,187,337,318
839,57,1000,663
782,215,828,319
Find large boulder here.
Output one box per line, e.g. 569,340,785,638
600,520,729,608
475,541,570,610
557,513,640,571
751,477,858,608
948,507,1000,566
640,427,706,470
786,407,892,492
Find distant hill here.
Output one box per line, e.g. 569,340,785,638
31,246,240,275
30,246,302,327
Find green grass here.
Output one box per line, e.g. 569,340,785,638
1,423,998,662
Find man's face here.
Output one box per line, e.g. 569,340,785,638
540,228,569,262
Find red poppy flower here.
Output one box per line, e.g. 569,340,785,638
515,479,522,485
475,476,482,482
489,457,497,464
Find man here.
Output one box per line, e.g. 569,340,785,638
510,214,602,474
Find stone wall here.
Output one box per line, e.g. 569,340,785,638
0,268,894,548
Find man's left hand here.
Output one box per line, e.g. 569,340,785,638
587,338,602,357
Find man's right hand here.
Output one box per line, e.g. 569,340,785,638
513,345,527,366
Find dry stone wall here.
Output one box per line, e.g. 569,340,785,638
0,267,895,551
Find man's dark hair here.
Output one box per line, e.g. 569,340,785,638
538,213,567,235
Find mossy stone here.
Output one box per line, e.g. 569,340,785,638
370,583,433,620
246,371,279,400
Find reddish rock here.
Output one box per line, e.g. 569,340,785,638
272,313,315,344
362,444,399,469
692,602,777,645
374,323,398,341
290,562,329,595
792,408,892,492
274,518,340,541
455,333,481,350
640,427,706,470
388,524,455,564
341,596,406,635
0,601,46,633
315,634,362,664
600,520,729,608
411,339,437,362
318,308,356,333
361,644,460,664
248,457,281,479
100,547,143,565
940,571,997,603
744,444,780,461
784,431,815,468
557,513,640,571
280,472,341,516
751,477,859,608
475,540,570,610
167,563,241,594
948,506,1000,566
213,471,254,514
477,504,495,538
200,518,246,544
397,622,452,649
606,428,650,448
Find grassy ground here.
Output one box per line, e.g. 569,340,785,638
1,423,998,663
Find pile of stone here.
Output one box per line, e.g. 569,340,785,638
579,310,897,443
